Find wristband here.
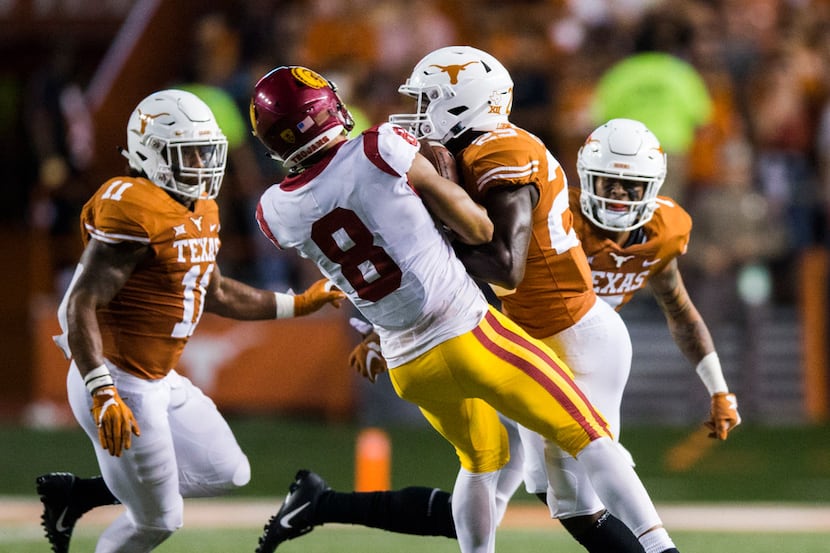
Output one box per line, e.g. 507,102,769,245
275,292,295,319
695,352,728,396
84,365,114,394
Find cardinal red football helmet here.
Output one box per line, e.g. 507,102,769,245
249,66,354,169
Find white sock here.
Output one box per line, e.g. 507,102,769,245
493,420,525,525
639,527,676,553
576,437,664,536
452,467,499,553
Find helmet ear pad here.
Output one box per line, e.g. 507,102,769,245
250,66,354,168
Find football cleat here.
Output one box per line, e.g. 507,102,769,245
36,472,85,553
256,469,331,553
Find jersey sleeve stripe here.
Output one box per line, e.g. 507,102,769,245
363,129,400,177
255,201,283,249
85,224,151,244
475,160,539,191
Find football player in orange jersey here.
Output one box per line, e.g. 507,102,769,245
34,89,345,553
571,117,740,433
258,48,682,553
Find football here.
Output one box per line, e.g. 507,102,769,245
419,139,460,184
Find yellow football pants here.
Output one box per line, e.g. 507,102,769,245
389,306,611,473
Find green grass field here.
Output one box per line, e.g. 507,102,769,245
4,524,830,553
3,417,830,552
5,416,830,501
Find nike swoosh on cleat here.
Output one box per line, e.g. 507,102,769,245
279,501,310,529
55,508,71,533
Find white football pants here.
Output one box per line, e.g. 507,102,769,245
496,298,635,519
67,362,250,553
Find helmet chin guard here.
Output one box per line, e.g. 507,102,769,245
577,118,667,232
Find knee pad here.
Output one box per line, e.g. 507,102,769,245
230,455,251,488
98,523,177,553
146,494,185,533
140,522,178,541
545,454,604,519
179,455,250,499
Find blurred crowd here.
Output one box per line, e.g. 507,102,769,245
19,0,830,317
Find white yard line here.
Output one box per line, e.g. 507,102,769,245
501,502,830,532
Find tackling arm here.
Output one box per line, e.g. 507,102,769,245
649,259,715,365
649,259,741,439
408,153,493,245
65,238,148,456
66,238,149,377
453,184,537,289
205,268,345,320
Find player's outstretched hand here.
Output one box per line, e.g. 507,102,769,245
348,317,387,383
705,392,741,440
294,279,346,316
91,385,141,457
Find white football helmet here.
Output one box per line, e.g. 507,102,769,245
389,46,513,144
124,89,228,200
577,118,667,232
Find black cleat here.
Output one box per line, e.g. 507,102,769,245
36,472,85,553
256,469,330,553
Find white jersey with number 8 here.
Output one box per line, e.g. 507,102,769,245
257,123,487,367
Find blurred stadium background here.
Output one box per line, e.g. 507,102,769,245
1,0,829,546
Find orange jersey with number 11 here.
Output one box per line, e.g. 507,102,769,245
80,177,221,379
458,124,596,338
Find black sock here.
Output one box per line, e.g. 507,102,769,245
564,511,646,553
314,487,456,538
73,476,119,514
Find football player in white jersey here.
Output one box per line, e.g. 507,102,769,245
250,65,682,553
34,89,345,553
252,49,719,553
262,61,741,553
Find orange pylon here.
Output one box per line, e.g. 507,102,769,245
354,427,391,491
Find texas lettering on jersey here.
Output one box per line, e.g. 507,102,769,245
569,187,692,310
80,177,221,379
457,123,595,338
